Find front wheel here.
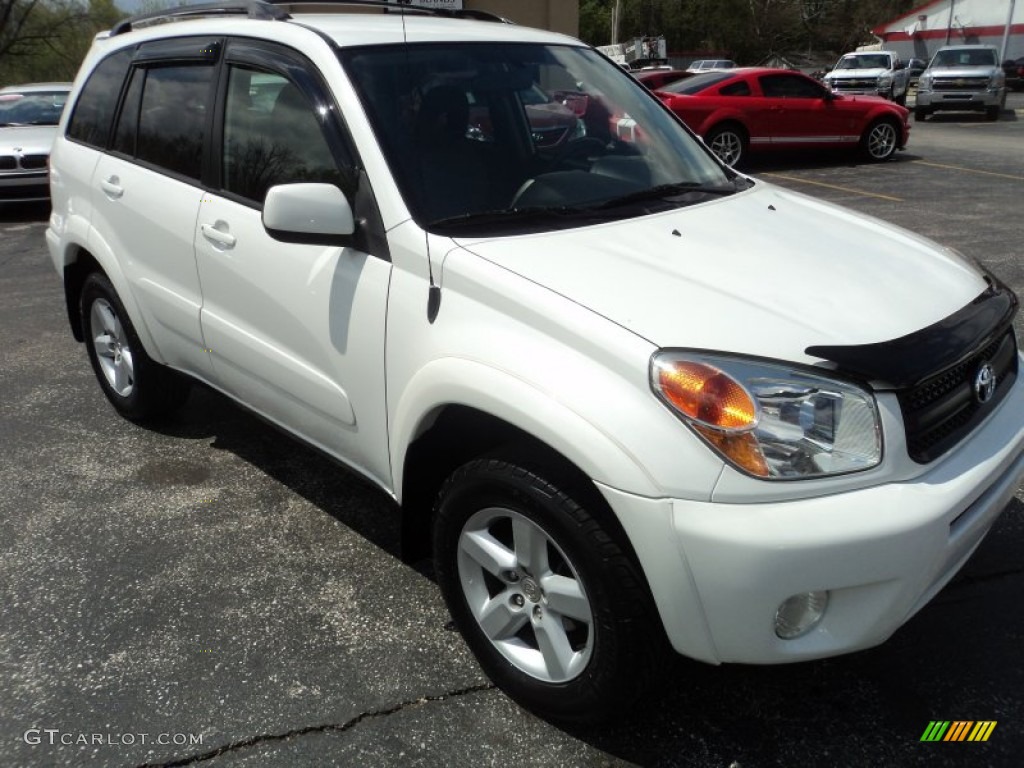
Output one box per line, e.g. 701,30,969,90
433,458,661,724
862,118,899,161
985,105,1001,121
80,273,190,420
914,106,930,121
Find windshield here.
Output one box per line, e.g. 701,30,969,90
340,43,736,234
835,54,890,70
931,48,997,68
0,91,68,127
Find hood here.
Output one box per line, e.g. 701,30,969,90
827,67,888,79
926,65,998,76
0,124,59,155
455,183,988,366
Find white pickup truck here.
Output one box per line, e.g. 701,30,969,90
824,50,910,105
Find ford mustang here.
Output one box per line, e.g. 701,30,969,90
652,68,910,167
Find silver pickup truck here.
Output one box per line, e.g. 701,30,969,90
915,44,1007,121
824,51,910,105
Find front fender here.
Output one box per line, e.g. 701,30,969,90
390,356,662,504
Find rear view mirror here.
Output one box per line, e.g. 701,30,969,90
263,183,355,245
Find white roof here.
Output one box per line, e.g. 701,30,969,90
294,13,580,47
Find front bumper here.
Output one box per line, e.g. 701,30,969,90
599,356,1024,664
916,88,1004,110
0,171,50,202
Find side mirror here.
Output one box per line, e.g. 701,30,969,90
263,183,355,245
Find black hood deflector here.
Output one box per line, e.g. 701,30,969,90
806,279,1018,389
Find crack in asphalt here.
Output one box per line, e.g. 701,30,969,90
133,683,497,767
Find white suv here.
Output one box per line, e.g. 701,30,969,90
47,1,1024,724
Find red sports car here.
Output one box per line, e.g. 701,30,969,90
653,68,910,167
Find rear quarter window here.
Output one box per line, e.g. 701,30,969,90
67,49,132,148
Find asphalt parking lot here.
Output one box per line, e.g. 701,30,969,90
1,92,1022,768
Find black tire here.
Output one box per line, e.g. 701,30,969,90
861,118,899,161
914,106,930,121
704,123,747,168
80,272,190,420
433,458,662,724
985,105,1000,121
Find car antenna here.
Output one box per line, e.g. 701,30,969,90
394,0,442,322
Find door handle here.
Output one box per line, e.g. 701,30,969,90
100,176,123,199
201,222,237,249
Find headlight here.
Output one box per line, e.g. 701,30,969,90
878,74,892,88
918,74,932,90
651,352,882,479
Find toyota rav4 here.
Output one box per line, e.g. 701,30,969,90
47,0,1024,724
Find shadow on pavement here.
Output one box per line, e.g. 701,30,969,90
145,383,1023,767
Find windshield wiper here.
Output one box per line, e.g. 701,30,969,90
590,178,749,210
426,205,587,229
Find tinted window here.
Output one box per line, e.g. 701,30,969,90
221,66,348,204
760,74,824,99
67,49,132,147
137,65,214,181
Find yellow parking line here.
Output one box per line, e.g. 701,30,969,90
761,173,904,202
911,160,1024,182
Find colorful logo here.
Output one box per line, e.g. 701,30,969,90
920,721,997,742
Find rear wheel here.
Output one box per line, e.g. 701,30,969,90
862,118,899,161
80,273,190,420
704,123,747,168
433,458,662,724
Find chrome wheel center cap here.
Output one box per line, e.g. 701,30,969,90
521,578,542,603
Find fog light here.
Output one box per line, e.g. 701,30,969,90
774,591,829,639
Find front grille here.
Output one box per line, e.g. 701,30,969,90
0,156,15,170
833,79,876,90
933,76,989,91
19,154,47,169
898,330,1018,462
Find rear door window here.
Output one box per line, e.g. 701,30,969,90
136,65,215,181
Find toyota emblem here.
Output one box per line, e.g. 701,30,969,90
973,362,996,404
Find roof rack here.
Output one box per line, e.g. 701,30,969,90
268,1,511,23
110,1,289,36
110,0,510,36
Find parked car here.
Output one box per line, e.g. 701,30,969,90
633,68,691,90
823,51,910,105
1003,56,1024,90
653,68,910,167
48,3,1024,725
0,83,71,202
686,59,736,73
906,57,927,85
916,44,1006,121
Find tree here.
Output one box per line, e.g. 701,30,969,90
1,0,124,84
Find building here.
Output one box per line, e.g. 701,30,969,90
873,0,1022,62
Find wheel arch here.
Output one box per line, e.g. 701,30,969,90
392,359,661,564
59,237,163,361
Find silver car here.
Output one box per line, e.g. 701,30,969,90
0,83,72,202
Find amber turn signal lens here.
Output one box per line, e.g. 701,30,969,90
657,361,758,431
